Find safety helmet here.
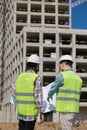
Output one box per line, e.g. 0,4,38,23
59,55,73,63
27,54,40,64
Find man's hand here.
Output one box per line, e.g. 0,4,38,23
38,113,44,125
47,98,50,102
47,97,53,102
10,84,15,88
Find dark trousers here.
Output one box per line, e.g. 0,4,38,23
19,119,36,130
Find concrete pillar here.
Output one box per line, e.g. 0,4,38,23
10,105,16,122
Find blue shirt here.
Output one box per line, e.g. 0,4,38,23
48,68,73,99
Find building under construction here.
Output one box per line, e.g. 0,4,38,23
0,0,87,122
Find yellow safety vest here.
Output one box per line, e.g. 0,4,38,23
56,71,82,113
16,72,39,116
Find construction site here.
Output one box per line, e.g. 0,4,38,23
0,0,87,123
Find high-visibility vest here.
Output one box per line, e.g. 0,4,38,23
56,70,82,113
16,72,39,116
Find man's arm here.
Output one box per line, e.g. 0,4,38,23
34,76,44,124
48,73,64,100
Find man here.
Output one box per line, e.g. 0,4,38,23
15,54,44,130
47,55,83,130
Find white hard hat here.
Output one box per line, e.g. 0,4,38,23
27,54,40,64
59,55,73,63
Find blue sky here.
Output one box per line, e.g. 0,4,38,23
72,0,87,30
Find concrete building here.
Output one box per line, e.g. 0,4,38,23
0,0,87,122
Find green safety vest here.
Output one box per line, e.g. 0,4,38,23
16,72,39,116
56,70,82,113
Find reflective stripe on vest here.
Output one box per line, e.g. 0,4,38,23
16,92,34,96
57,89,80,102
16,72,39,116
16,92,35,104
57,97,79,102
16,100,36,104
56,71,82,113
59,89,80,95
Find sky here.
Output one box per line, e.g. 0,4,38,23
72,0,87,30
